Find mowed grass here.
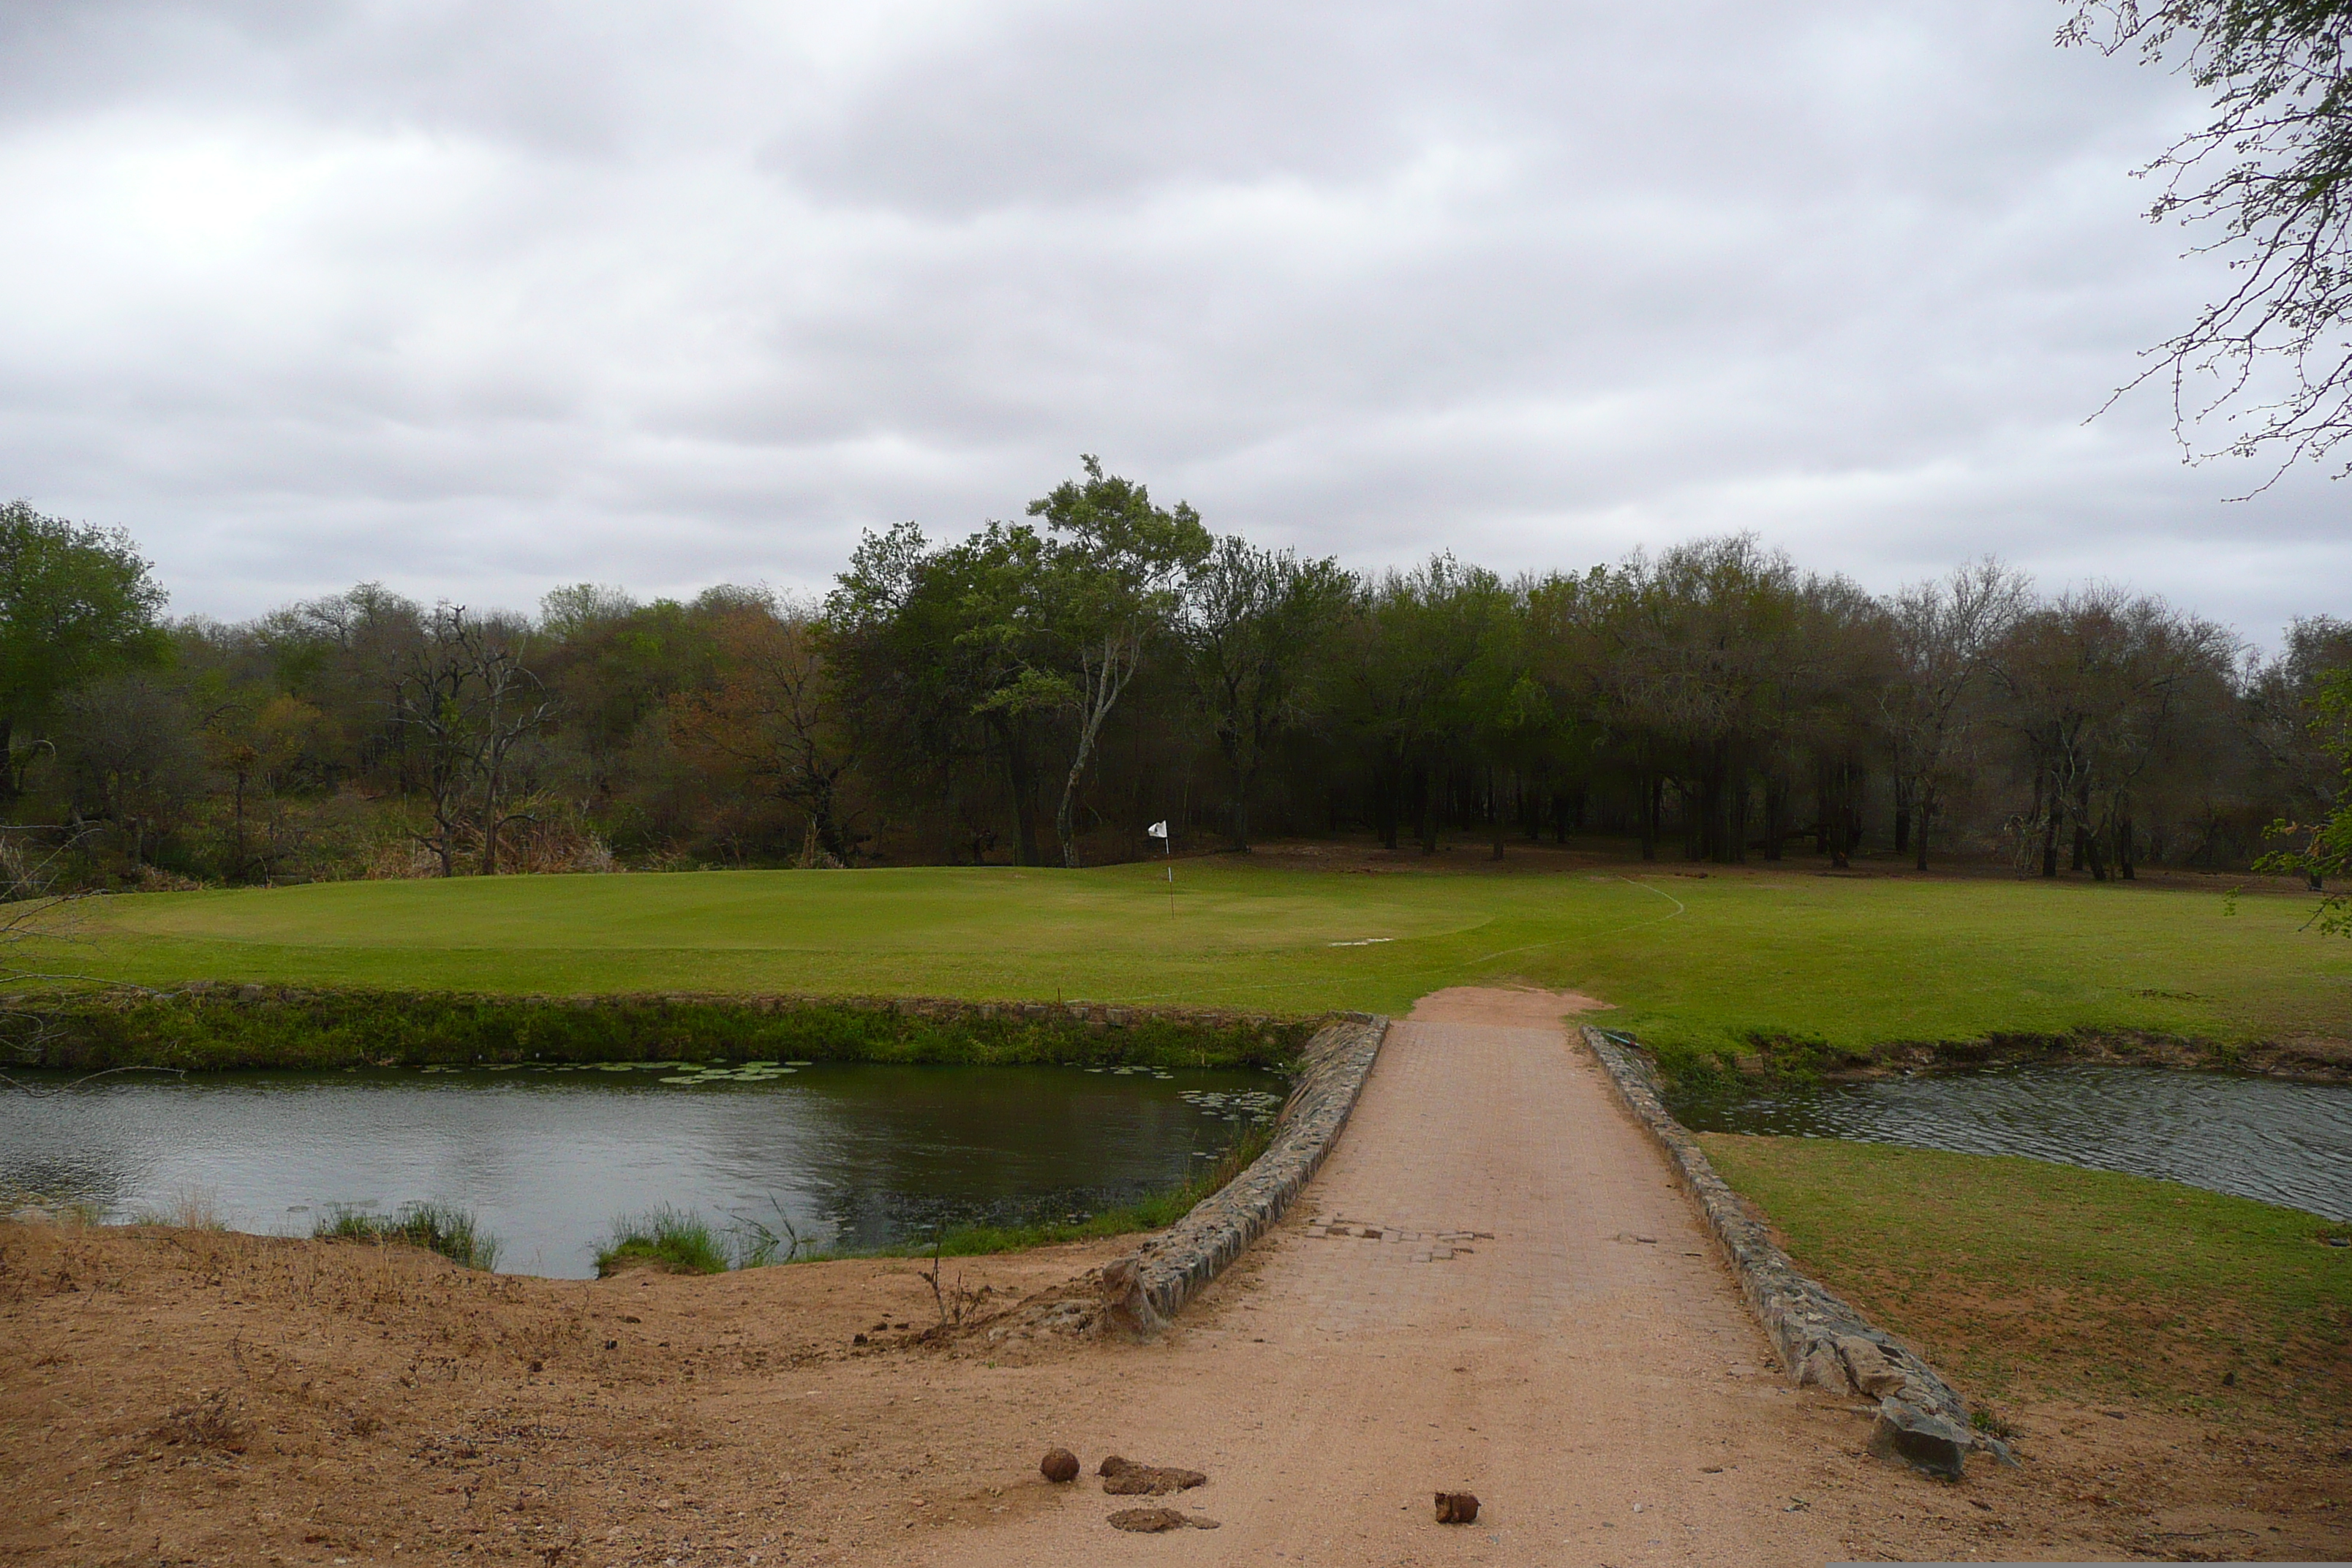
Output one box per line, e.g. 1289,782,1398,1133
48,856,2352,1052
1700,1135,2352,1426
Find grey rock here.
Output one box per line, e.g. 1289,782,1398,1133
1869,1399,1969,1480
1581,1026,1997,1468
1836,1335,1910,1399
1094,1017,1389,1333
1795,1341,1847,1391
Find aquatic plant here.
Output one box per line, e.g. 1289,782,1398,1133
315,1201,500,1270
131,1184,228,1230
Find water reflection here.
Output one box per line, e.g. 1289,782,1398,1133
1670,1063,2352,1222
0,1062,1280,1277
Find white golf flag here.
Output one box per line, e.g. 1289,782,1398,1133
1146,821,1168,839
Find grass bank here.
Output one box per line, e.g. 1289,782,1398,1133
6,987,1314,1073
39,858,2349,1070
1700,1134,2352,1431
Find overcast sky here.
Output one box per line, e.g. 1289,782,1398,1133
1,0,2342,644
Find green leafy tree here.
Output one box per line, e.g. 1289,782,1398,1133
1333,556,1515,854
1182,537,1354,851
826,522,1058,864
1024,458,1211,867
0,501,170,796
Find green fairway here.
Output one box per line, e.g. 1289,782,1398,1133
44,858,2350,1053
1700,1134,2352,1424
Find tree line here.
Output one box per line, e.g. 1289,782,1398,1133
0,466,2345,892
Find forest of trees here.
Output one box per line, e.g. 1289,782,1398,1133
1,464,2345,893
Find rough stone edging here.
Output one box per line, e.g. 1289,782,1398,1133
1098,1013,1389,1334
1582,1025,2010,1476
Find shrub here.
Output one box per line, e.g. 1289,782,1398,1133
316,1201,500,1270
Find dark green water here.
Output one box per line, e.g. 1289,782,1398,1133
1670,1063,2352,1223
0,1061,1284,1277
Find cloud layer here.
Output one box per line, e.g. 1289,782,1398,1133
1,0,2340,642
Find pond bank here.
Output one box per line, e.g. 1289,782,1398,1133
2,985,1321,1074
1673,1059,2352,1223
1654,1025,2352,1090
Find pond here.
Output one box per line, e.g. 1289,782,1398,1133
1669,1062,2352,1224
0,1060,1286,1277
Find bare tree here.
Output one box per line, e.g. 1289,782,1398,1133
1994,587,2238,879
389,607,555,876
671,598,864,864
2066,1,2352,480
1880,560,2033,870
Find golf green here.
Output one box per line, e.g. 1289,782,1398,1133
50,859,2349,1055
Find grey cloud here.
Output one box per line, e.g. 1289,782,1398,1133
0,0,2340,647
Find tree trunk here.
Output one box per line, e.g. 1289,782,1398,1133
1488,766,1505,859
1913,785,1933,872
996,721,1040,867
1892,777,1912,857
1727,764,1750,865
230,772,249,882
481,766,502,875
1417,763,1437,854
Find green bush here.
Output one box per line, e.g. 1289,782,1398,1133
315,1201,500,1270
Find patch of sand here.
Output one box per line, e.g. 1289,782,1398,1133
1406,983,1611,1026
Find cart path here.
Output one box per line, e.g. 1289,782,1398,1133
921,987,1979,1566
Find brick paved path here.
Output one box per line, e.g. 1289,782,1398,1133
926,990,1934,1566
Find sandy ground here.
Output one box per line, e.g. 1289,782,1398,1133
4,987,2345,1565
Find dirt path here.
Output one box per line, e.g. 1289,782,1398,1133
916,986,2046,1565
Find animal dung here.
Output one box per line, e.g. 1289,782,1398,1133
1435,1490,1480,1525
1107,1507,1191,1532
1040,1447,1080,1484
1099,1455,1209,1495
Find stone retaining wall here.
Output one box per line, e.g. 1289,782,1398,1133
1583,1025,2010,1479
1099,1013,1389,1336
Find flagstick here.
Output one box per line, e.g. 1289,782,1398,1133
1147,818,1174,915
